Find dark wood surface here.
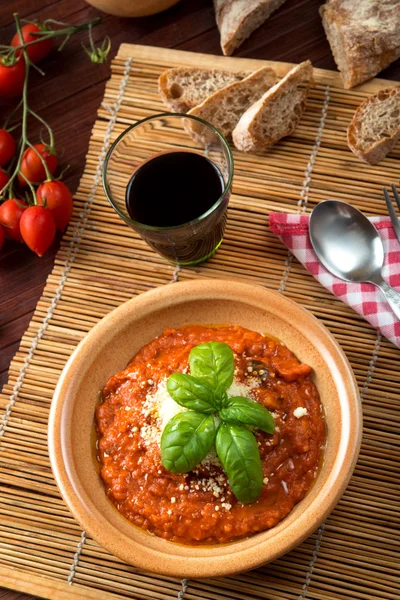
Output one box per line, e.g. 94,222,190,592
0,1,399,599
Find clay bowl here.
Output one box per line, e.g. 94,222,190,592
84,0,181,17
49,280,361,578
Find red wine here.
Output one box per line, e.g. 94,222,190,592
124,150,230,265
126,151,225,227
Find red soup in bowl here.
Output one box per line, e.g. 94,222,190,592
96,324,326,545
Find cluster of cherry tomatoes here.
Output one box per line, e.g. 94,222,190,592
0,130,73,255
0,24,53,98
0,23,74,256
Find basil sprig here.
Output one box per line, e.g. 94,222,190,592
160,341,275,504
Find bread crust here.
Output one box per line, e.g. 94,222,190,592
232,61,313,152
347,86,400,165
214,0,288,56
158,68,248,113
320,0,400,89
186,66,276,143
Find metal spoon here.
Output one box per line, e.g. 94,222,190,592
309,200,400,320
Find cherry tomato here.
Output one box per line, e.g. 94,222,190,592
0,56,25,98
11,23,53,64
0,169,10,193
18,143,57,185
0,198,27,242
36,180,73,232
0,129,16,166
0,224,5,251
20,205,56,256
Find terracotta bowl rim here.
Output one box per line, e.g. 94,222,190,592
48,279,362,578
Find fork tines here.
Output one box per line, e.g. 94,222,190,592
383,184,400,242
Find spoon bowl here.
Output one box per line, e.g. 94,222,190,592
309,200,400,320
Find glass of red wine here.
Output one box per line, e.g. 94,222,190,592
103,113,233,265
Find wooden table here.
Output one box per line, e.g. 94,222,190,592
0,1,399,599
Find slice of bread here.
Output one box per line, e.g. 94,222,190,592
214,0,289,56
158,67,249,113
320,0,400,89
232,61,313,153
347,86,400,165
186,66,276,144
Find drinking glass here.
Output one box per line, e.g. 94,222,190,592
102,113,233,265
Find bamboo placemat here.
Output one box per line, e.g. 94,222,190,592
1,44,399,600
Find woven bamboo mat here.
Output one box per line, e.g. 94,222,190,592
1,43,399,600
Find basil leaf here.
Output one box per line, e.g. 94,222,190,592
218,390,228,409
167,373,215,413
215,423,263,504
219,396,275,434
189,341,234,395
161,411,216,473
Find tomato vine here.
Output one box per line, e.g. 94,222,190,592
0,12,110,255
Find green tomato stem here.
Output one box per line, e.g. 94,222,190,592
2,98,23,130
1,14,31,200
29,60,45,77
29,109,55,149
0,16,102,54
18,169,37,203
0,13,65,202
88,23,96,53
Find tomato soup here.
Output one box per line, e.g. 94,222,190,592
96,325,326,545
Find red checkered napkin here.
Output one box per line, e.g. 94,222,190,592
270,213,400,348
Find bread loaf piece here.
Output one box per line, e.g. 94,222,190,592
214,0,289,56
232,61,313,152
186,66,276,144
347,86,400,165
158,67,248,113
320,0,400,89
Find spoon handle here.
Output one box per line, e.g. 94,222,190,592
376,280,400,320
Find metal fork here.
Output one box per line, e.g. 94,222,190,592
383,184,400,242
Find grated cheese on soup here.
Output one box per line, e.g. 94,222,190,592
227,380,259,396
